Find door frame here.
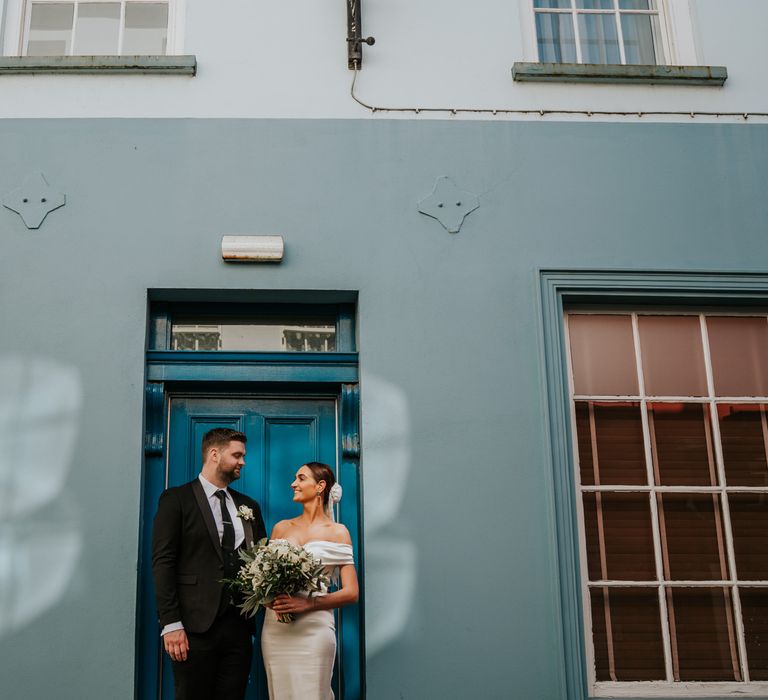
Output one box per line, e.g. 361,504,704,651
136,301,364,700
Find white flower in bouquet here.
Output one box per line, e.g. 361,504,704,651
229,538,330,623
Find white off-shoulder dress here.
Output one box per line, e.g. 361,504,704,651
261,540,354,700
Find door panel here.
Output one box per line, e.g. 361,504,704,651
265,417,323,526
158,395,337,700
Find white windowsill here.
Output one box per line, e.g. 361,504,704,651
593,681,768,697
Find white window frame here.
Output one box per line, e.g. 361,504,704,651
520,0,698,66
1,0,185,56
565,309,768,698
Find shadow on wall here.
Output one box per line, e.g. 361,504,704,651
361,374,416,656
0,357,82,636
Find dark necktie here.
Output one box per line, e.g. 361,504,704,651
215,490,239,613
214,490,235,551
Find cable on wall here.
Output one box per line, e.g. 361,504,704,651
350,64,768,121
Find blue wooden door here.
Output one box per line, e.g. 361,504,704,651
148,395,338,700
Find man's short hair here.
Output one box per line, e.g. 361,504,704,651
201,427,247,463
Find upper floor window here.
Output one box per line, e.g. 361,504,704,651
534,0,665,65
19,0,171,55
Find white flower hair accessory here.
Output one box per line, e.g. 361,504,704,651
237,505,255,521
329,483,343,504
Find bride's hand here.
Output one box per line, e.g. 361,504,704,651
272,594,313,615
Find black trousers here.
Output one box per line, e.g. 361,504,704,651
171,607,253,700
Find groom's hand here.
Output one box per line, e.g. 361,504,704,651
164,629,189,662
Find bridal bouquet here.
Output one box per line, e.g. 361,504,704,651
231,538,330,623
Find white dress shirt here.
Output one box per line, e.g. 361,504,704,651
160,474,246,637
197,473,246,550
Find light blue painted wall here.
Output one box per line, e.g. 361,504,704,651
0,120,766,699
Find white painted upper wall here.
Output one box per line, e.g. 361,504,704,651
0,0,765,121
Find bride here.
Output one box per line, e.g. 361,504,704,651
261,462,359,700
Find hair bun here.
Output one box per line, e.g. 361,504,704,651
329,483,343,504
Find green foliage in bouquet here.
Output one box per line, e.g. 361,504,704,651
229,538,330,623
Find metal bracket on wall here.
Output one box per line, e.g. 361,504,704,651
2,172,66,229
144,381,166,455
418,176,480,234
347,0,375,69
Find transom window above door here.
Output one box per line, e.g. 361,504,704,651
148,301,357,354
22,0,170,56
566,312,768,696
171,317,338,353
533,0,666,65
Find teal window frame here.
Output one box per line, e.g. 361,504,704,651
538,270,768,699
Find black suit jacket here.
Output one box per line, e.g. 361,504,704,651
151,479,267,634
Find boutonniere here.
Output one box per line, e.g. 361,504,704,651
237,505,255,521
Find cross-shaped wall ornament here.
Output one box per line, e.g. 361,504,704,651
3,172,66,229
418,176,479,234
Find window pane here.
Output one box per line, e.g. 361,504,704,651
648,403,717,486
718,404,768,486
729,494,768,580
73,3,120,55
568,315,638,396
171,317,337,352
576,0,614,8
578,13,620,64
536,12,577,63
639,316,708,397
591,587,665,681
27,3,73,56
621,13,660,64
707,316,768,397
620,0,652,9
658,494,729,580
668,587,742,681
534,0,571,7
740,588,768,680
575,402,647,485
583,493,656,580
123,2,168,54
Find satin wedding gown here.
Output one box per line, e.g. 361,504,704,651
261,540,354,700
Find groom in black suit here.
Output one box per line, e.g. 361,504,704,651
152,427,266,700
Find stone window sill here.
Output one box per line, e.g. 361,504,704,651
512,62,727,87
0,55,196,75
